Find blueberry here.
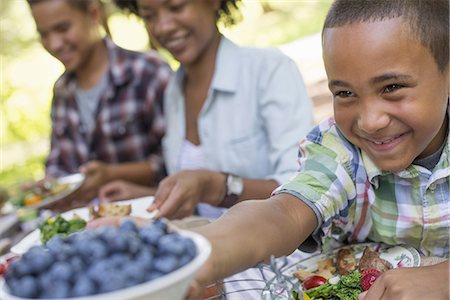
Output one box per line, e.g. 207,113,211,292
152,218,169,232
182,237,197,258
72,276,97,297
108,233,129,252
40,280,70,299
144,271,164,281
49,261,73,281
25,249,53,274
109,253,131,268
69,255,85,274
86,239,109,260
11,276,39,298
98,272,127,293
139,225,164,246
153,255,179,274
37,272,53,290
9,260,33,277
119,219,139,233
87,259,113,283
123,232,142,255
178,254,193,267
158,234,187,256
134,247,154,270
122,262,146,285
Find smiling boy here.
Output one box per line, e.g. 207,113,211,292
188,0,449,299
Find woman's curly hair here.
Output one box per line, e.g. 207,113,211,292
114,0,242,27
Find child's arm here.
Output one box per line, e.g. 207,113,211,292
192,193,318,291
361,260,449,300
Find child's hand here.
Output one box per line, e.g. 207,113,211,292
360,261,449,300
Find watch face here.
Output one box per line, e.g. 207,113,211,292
227,175,244,196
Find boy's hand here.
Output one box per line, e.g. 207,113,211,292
360,261,449,300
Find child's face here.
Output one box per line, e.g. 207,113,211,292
138,0,220,66
31,0,100,72
323,18,449,172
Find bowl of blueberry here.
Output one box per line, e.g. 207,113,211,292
0,219,211,300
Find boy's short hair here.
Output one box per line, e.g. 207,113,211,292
324,0,449,73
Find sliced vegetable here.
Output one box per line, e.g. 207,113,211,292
303,275,328,290
360,269,381,291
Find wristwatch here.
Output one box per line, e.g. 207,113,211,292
220,173,244,208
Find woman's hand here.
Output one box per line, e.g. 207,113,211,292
99,180,156,202
149,170,226,220
359,260,449,300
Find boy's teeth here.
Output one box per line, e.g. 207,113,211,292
372,136,398,144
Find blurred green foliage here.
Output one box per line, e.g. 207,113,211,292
0,0,332,188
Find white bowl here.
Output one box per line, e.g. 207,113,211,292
1,230,211,300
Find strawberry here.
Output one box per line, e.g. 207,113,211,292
360,269,382,291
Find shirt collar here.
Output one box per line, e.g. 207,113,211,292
210,36,240,92
105,37,133,87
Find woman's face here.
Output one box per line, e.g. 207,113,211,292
137,0,221,66
30,0,101,72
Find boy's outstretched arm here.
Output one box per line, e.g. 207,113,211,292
361,260,449,300
191,193,317,293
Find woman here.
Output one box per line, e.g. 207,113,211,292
26,0,171,209
101,0,314,219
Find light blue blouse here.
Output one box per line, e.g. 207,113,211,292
162,37,314,184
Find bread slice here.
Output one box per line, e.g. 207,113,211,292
89,203,132,220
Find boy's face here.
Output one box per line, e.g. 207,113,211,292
323,18,449,172
31,0,100,72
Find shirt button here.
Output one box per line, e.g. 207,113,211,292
429,183,436,192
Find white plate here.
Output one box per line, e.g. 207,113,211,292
286,242,420,277
29,173,85,209
10,196,155,255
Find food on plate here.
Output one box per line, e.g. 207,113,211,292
294,257,336,281
336,247,357,275
39,215,87,244
89,203,132,219
294,245,393,300
9,181,70,208
4,219,197,299
358,246,390,273
302,275,328,290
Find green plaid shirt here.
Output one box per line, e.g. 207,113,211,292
276,114,450,257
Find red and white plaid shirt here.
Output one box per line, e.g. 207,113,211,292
46,38,171,180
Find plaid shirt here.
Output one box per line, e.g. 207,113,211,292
46,38,171,179
276,111,450,257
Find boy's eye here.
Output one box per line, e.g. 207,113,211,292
383,84,403,93
334,90,355,98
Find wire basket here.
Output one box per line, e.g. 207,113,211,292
202,251,309,300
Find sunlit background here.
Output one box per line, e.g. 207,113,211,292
0,0,332,188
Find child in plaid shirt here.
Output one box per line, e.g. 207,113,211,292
189,0,449,299
26,0,171,208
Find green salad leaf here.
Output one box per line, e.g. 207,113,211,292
305,271,363,300
39,215,87,244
